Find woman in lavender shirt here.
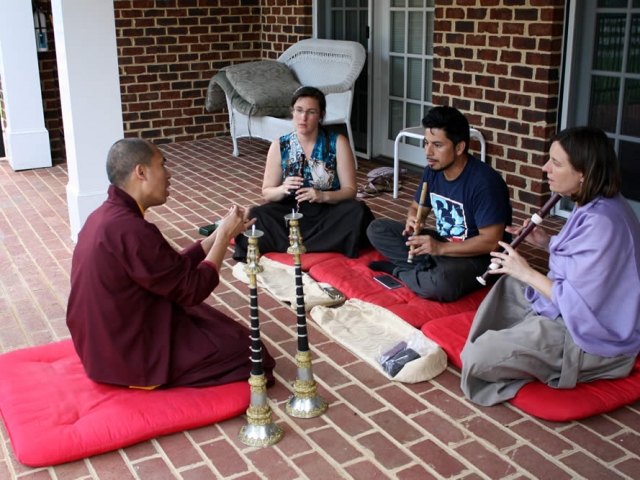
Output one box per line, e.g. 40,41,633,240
460,126,640,406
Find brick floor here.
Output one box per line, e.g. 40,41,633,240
0,136,638,480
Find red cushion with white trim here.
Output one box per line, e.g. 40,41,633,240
308,250,490,328
0,340,249,467
421,311,640,421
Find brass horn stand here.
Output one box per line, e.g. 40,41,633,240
284,212,328,418
238,228,283,446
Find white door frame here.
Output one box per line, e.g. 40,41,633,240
559,0,640,218
371,0,385,160
313,0,373,160
372,0,435,166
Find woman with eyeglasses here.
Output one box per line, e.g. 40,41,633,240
233,86,374,261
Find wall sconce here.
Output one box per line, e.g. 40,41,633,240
33,5,48,52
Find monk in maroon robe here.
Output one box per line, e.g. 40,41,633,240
66,138,275,388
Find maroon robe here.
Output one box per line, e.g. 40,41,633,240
67,185,275,388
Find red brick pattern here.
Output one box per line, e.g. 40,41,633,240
0,137,638,479
261,0,313,59
114,0,262,144
22,0,312,159
432,0,565,213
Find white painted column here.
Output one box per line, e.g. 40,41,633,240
0,1,52,170
51,0,124,241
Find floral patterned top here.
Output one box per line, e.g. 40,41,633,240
279,130,340,191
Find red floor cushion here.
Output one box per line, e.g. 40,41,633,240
0,340,250,467
421,312,640,421
308,251,490,328
264,251,343,271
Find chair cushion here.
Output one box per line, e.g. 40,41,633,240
207,70,253,114
224,60,301,118
0,340,250,467
421,311,640,421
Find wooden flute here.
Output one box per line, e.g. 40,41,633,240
476,192,562,285
407,181,428,263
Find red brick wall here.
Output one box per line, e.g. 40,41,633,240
38,47,65,162
32,0,311,156
432,0,564,213
114,0,311,145
261,0,313,59
31,1,65,161
114,0,264,145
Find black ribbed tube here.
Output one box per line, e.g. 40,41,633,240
249,283,264,376
294,259,309,352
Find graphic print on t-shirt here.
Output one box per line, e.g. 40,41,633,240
431,193,468,240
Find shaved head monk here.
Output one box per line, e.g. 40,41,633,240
67,138,275,389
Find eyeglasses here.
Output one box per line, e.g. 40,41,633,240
291,107,320,117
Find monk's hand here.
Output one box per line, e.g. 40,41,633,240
406,234,442,256
218,205,252,239
490,241,533,282
237,206,255,227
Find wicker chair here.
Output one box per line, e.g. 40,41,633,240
225,39,366,167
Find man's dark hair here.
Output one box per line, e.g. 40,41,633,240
106,138,155,187
421,106,470,155
553,126,620,205
291,86,327,117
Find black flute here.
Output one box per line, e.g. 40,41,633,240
476,192,562,285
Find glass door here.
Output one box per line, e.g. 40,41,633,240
373,0,435,166
315,0,370,158
562,0,640,217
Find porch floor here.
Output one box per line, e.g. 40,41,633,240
0,137,638,480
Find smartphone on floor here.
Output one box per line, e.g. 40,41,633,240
198,220,220,237
373,274,404,290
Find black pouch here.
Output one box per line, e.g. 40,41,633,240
382,348,420,377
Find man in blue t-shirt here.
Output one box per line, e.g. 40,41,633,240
367,106,512,302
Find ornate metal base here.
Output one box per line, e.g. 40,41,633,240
285,351,329,418
285,381,329,418
238,410,284,447
238,375,284,447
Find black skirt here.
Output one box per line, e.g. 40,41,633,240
233,196,375,261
